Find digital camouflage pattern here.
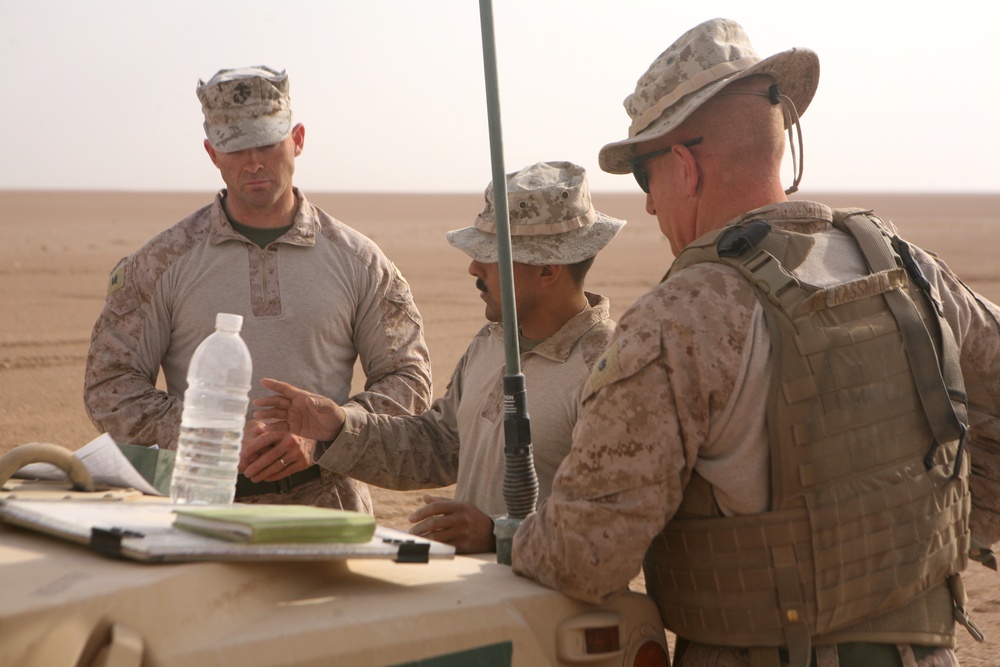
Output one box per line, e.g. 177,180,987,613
320,293,615,518
196,66,293,153
599,18,820,174
512,200,1000,666
446,161,625,266
84,189,433,511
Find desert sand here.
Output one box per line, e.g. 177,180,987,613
1,189,999,664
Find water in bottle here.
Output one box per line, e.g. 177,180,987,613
170,312,253,504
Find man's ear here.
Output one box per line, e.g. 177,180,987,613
537,263,563,287
676,143,700,197
204,140,219,167
291,123,305,156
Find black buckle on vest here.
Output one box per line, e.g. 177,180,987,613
716,220,772,258
923,422,967,481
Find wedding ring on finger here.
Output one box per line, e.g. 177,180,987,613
280,457,288,467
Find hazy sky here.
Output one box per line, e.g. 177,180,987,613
3,1,997,194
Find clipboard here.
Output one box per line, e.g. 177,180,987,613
0,498,454,564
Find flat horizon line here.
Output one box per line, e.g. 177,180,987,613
2,188,999,197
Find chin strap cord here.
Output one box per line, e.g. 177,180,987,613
775,85,804,195
717,83,804,195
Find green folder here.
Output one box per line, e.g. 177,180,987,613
116,443,176,496
172,504,377,544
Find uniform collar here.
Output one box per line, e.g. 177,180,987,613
208,187,319,247
489,292,611,363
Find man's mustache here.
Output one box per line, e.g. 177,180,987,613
476,278,488,293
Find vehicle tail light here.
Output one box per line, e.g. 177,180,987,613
631,638,669,666
557,610,622,661
584,625,620,654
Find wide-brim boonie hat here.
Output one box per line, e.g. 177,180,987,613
197,66,293,153
599,18,820,174
447,161,625,265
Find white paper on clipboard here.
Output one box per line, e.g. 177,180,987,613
13,433,163,496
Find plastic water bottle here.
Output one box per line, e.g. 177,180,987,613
169,313,253,504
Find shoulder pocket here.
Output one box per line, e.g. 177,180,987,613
383,264,422,322
583,325,662,401
106,257,140,317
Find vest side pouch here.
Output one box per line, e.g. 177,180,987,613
642,506,815,647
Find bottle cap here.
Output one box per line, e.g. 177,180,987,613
215,312,244,332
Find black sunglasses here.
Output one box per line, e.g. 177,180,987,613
629,137,704,193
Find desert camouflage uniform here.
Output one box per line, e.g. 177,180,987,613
319,293,614,518
84,188,432,511
512,200,1000,666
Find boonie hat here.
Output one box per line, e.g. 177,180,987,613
599,18,820,174
197,66,292,153
447,162,625,265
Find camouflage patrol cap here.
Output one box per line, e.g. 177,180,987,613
197,66,293,153
599,18,820,174
447,161,625,265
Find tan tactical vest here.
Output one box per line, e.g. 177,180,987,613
643,210,972,666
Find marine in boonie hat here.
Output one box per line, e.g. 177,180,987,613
197,66,293,153
599,17,820,175
447,161,626,265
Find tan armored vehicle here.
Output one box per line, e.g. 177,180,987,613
0,442,670,667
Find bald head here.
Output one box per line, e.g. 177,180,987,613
644,75,790,236
682,75,787,188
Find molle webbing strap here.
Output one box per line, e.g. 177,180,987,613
774,543,813,667
642,507,816,647
649,219,970,661
834,210,969,473
746,219,969,640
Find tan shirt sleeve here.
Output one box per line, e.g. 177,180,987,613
345,260,433,418
512,265,760,603
915,248,1000,546
318,348,467,489
84,248,185,449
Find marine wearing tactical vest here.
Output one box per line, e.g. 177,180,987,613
645,210,978,666
512,16,1000,667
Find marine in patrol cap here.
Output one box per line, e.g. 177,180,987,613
599,17,820,174
197,66,293,153
446,161,625,265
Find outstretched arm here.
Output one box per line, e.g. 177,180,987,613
253,377,347,442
